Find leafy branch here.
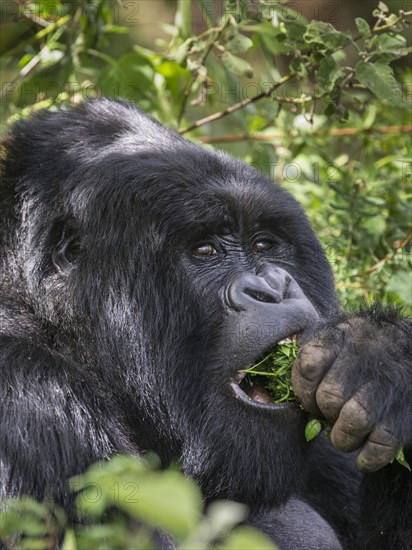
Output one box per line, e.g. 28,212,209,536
177,17,233,124
177,2,411,134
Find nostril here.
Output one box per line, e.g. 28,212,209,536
244,288,281,304
225,273,285,311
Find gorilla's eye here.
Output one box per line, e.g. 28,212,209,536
192,244,217,257
252,239,274,253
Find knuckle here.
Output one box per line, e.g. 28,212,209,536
339,398,372,432
356,440,397,473
369,425,398,447
294,344,332,384
331,425,361,452
291,378,317,409
299,342,330,362
293,358,322,383
316,381,345,411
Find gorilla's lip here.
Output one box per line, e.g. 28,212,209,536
229,334,300,411
229,379,299,411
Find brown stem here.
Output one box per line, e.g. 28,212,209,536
179,73,294,134
197,125,412,143
363,233,411,276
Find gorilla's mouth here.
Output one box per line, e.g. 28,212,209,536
230,335,300,410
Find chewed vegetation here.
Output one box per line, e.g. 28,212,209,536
240,338,299,404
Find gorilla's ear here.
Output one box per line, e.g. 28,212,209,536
51,223,80,276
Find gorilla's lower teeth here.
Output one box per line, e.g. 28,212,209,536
277,334,298,345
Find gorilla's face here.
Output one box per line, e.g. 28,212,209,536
5,101,338,508
142,156,335,506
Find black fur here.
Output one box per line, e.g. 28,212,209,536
0,100,411,549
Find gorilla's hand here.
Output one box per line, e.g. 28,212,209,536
292,312,412,472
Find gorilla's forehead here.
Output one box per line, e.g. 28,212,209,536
86,144,300,235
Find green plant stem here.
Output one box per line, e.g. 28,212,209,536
5,15,71,58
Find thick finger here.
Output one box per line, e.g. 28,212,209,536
292,343,336,414
314,350,358,420
356,424,398,473
316,378,346,422
330,385,375,452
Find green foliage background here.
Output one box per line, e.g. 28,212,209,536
0,1,411,547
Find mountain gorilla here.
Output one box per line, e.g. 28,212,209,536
0,100,411,549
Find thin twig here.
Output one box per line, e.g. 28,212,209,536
5,14,71,58
363,233,411,276
373,10,412,32
179,73,294,134
197,125,412,143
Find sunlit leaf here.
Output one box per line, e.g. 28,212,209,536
305,419,323,441
355,18,371,37
221,51,254,77
225,33,253,54
355,61,408,108
395,449,411,472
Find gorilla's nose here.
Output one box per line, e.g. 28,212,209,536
225,265,302,312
